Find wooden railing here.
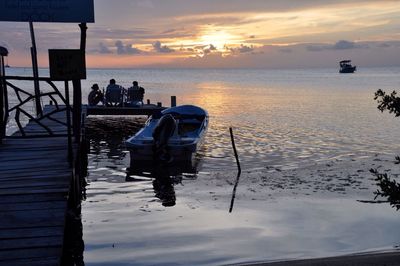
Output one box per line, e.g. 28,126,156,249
0,75,72,138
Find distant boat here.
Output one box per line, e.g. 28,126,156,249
5,64,10,68
126,105,208,163
339,60,356,73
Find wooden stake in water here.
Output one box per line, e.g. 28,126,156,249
229,127,242,213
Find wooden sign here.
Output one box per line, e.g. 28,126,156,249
0,0,94,23
49,49,86,80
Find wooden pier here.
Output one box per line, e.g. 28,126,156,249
84,104,166,116
0,106,76,265
0,102,169,265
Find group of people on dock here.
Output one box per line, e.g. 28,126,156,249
88,79,145,107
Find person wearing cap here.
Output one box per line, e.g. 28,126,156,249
88,83,104,106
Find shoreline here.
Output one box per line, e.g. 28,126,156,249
232,250,400,266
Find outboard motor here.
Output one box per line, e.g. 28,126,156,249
152,114,177,162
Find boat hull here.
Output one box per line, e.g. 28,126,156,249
339,65,356,73
126,105,208,164
128,142,198,163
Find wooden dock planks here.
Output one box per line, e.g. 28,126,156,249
0,106,73,265
85,104,165,116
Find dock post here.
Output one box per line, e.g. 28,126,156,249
157,102,162,107
65,81,73,165
171,96,176,107
72,23,87,144
147,99,150,105
0,47,8,143
29,22,43,117
0,54,4,142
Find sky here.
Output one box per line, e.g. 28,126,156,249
1,0,400,69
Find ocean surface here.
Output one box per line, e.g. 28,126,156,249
4,67,400,265
7,67,400,170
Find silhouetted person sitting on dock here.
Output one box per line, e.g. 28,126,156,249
88,83,104,106
105,79,125,107
126,81,145,107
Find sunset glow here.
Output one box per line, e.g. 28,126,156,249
1,0,400,68
199,29,238,50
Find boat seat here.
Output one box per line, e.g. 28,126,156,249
178,122,201,135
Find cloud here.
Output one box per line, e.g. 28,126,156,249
378,43,391,48
202,44,218,55
306,45,327,52
98,42,112,54
307,40,369,52
134,0,155,9
332,40,357,50
152,41,175,53
115,40,142,54
227,44,255,54
279,48,292,53
238,44,254,53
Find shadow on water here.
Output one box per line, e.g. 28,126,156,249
61,116,203,264
127,163,180,207
126,160,199,207
87,117,146,160
62,117,145,265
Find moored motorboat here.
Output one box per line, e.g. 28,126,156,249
339,60,356,73
126,105,208,163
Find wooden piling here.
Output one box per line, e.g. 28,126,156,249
171,96,176,107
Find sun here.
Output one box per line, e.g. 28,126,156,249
199,30,238,49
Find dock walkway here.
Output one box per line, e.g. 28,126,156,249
0,102,166,264
0,106,74,265
84,104,165,116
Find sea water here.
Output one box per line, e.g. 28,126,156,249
5,67,400,170
4,67,400,265
84,67,400,170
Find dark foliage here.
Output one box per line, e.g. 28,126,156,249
374,89,400,116
369,168,400,210
371,89,400,210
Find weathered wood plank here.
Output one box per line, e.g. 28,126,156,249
0,174,70,183
0,152,66,160
0,201,66,212
0,149,68,157
2,137,68,143
0,168,71,177
0,226,64,240
0,155,69,163
0,209,66,229
0,170,70,180
0,145,70,153
0,155,69,164
0,179,70,190
0,235,64,250
0,172,70,181
0,186,69,196
0,161,70,172
0,257,60,266
0,193,67,204
0,247,61,262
